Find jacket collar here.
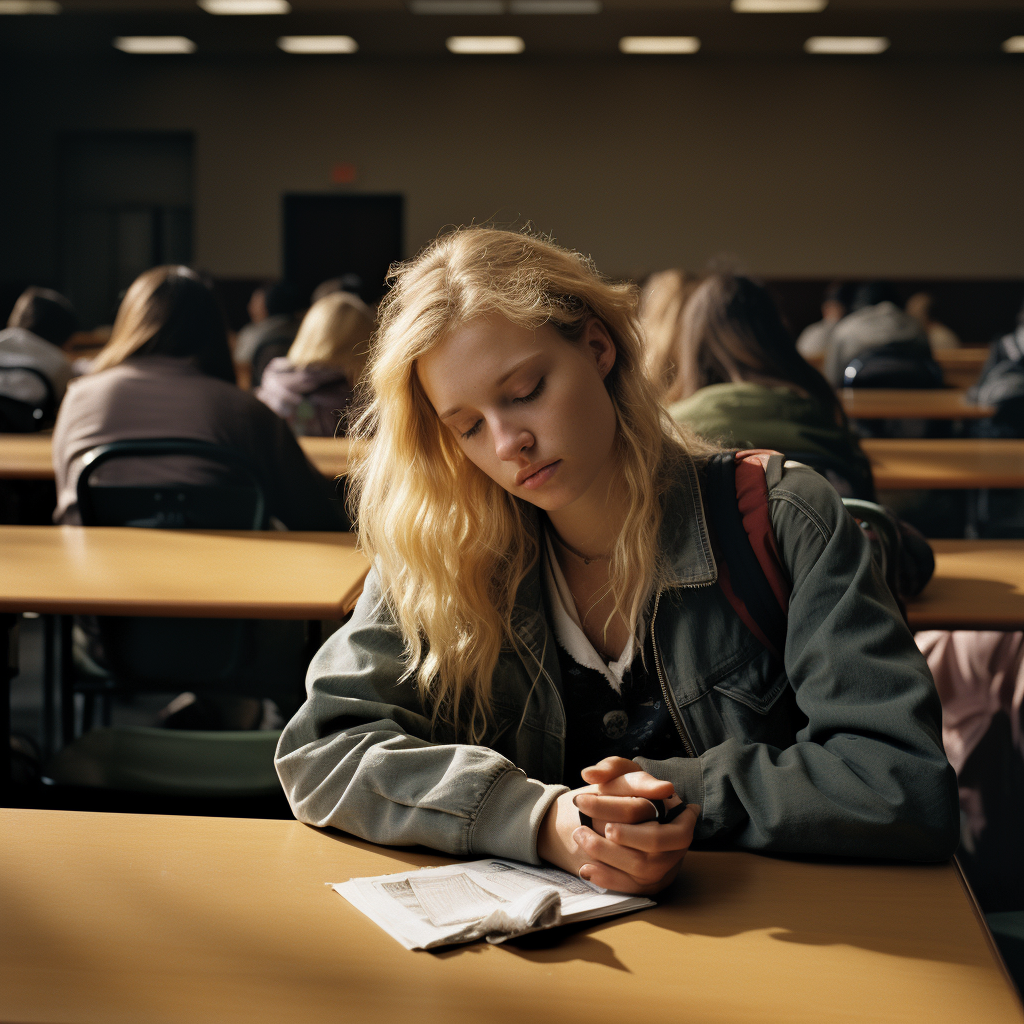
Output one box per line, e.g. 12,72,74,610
511,448,718,630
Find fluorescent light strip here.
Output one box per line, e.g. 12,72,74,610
114,35,196,53
805,35,889,54
199,0,290,12
1003,36,1024,53
0,0,60,12
446,35,524,53
732,0,826,12
410,1,503,12
619,36,700,54
508,1,601,12
278,35,358,53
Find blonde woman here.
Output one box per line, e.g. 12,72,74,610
256,291,374,437
275,229,957,894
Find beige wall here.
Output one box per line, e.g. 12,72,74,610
7,51,1024,282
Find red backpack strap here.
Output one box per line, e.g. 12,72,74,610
706,450,791,661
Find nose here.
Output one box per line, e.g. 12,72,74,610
492,416,534,461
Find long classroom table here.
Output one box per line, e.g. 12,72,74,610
863,438,1024,490
1,807,1020,1024
840,388,994,420
907,539,1024,630
0,433,350,481
0,526,370,787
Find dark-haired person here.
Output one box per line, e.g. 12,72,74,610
0,286,77,412
51,266,347,530
642,273,874,499
823,281,929,389
234,280,304,388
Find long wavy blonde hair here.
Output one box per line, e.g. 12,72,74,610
350,228,713,741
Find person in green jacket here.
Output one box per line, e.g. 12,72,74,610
275,229,958,895
642,272,875,500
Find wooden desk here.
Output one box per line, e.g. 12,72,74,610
841,389,994,420
864,438,1024,490
0,433,54,480
0,809,1018,1024
0,526,369,619
908,539,1024,630
0,435,353,483
299,435,351,479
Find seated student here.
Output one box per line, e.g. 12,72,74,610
795,281,856,359
644,272,874,499
275,228,957,894
233,280,304,388
637,268,702,396
0,286,77,411
51,265,347,530
823,282,930,389
255,291,373,437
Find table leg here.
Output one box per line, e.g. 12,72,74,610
60,614,75,747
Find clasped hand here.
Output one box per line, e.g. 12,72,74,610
537,756,700,895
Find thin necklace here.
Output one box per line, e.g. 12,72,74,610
547,521,610,566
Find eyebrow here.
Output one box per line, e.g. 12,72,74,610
438,355,540,421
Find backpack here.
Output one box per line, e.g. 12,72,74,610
842,339,944,390
704,450,934,660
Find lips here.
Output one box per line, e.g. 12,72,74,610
516,459,561,489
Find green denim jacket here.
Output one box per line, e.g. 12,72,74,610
275,457,959,864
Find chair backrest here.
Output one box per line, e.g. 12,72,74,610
76,438,266,529
0,366,57,433
843,340,944,390
74,439,304,702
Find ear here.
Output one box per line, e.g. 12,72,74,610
582,317,617,380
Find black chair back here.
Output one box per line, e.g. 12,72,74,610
0,366,57,432
73,438,305,706
843,340,944,390
77,439,266,530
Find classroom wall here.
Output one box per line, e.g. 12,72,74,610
4,50,1024,291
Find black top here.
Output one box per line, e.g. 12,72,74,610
558,625,684,788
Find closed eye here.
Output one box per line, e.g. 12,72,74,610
461,419,483,440
513,377,546,404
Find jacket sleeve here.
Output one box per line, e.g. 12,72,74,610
637,463,960,862
274,570,564,861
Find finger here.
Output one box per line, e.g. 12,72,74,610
573,793,662,824
590,770,676,801
579,858,684,896
604,805,701,853
573,826,684,884
579,757,642,783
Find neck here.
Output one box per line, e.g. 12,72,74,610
546,479,630,567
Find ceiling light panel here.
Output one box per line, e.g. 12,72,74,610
278,35,358,53
732,0,826,12
508,1,601,13
446,35,524,53
410,1,503,13
0,0,60,11
113,35,196,53
1003,37,1024,53
199,0,290,13
619,36,700,54
805,36,889,54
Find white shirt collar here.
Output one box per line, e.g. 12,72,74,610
542,529,639,694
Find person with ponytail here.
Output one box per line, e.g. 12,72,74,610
275,229,957,894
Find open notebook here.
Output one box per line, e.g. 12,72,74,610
333,858,655,950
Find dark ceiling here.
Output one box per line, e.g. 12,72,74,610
2,0,1023,56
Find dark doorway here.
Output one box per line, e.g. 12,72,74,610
283,194,403,306
59,132,194,329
